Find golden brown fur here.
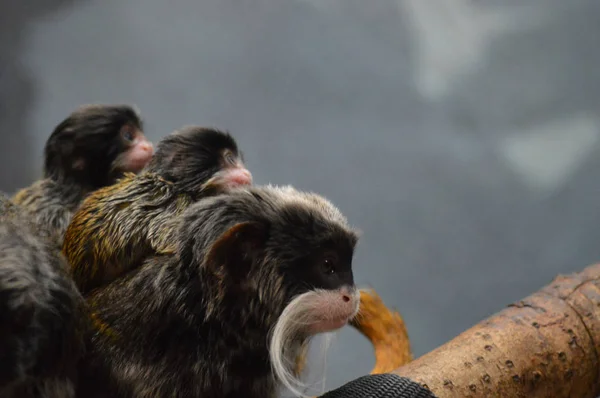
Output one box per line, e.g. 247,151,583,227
64,172,192,293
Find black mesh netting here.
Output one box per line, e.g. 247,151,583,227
317,373,437,398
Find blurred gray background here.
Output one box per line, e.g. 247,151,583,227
2,0,600,395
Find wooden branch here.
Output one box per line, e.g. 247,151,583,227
391,263,600,398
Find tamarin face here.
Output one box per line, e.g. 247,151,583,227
180,184,360,334
43,104,154,189
274,220,358,332
145,126,252,194
266,191,360,333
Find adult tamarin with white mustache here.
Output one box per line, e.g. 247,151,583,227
77,185,360,398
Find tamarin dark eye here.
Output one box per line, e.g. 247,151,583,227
223,151,237,165
322,256,337,275
121,128,134,142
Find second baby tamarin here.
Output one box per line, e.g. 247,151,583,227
62,126,252,294
12,104,154,246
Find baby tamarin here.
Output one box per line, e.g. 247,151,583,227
63,126,252,294
0,194,86,398
12,104,154,245
77,184,360,398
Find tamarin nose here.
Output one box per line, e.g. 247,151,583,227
141,141,154,154
241,169,253,183
230,168,253,186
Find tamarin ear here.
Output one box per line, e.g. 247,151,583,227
204,221,267,280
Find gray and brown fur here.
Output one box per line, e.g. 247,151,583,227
77,184,359,398
12,104,144,246
0,194,86,398
63,126,244,294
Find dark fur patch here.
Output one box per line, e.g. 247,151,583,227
0,196,86,398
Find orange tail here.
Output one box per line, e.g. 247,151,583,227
297,289,412,380
350,289,412,374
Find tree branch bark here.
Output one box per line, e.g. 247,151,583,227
391,263,600,398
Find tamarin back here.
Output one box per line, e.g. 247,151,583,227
0,194,19,219
0,194,86,398
64,173,192,294
12,179,86,246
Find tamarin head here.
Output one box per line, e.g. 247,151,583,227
145,126,252,194
43,104,154,189
177,184,360,396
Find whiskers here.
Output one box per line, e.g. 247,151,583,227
268,290,349,397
